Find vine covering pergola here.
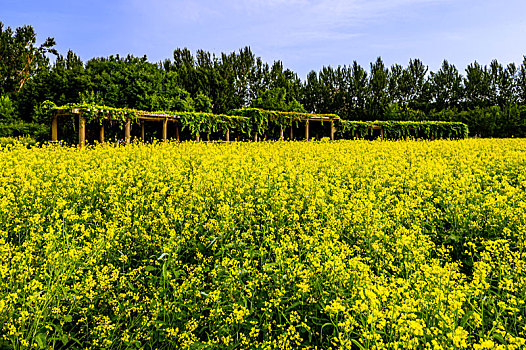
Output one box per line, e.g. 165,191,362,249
50,105,340,147
49,103,468,145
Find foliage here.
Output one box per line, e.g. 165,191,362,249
1,140,526,349
252,87,306,113
0,21,57,94
383,103,427,121
193,93,213,113
338,120,469,140
230,108,338,135
43,102,475,142
299,57,526,137
0,120,48,140
79,90,104,105
428,105,526,138
0,94,16,122
429,60,464,110
148,87,195,113
46,103,339,140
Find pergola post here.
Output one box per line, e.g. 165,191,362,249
79,114,86,148
280,128,284,140
175,125,180,141
380,127,384,140
124,119,131,143
254,133,258,142
163,118,168,141
99,121,105,143
196,133,200,141
51,113,58,141
305,120,309,141
141,121,145,141
330,120,336,141
290,126,293,140
226,129,230,141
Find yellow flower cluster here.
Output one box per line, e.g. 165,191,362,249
0,138,525,349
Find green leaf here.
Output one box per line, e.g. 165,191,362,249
35,333,47,349
493,332,507,344
162,261,168,280
127,281,137,291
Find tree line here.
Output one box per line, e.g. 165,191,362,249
1,21,526,139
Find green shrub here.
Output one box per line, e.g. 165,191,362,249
0,95,16,123
0,121,49,140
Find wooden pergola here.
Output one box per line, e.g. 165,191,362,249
51,108,339,147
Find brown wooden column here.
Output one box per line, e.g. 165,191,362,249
162,118,168,141
305,120,310,141
254,133,258,142
196,133,200,141
330,120,336,140
141,121,145,141
124,119,131,143
280,128,284,140
290,126,293,140
51,114,58,141
79,114,86,148
380,127,384,140
226,129,230,141
175,125,180,141
99,121,105,143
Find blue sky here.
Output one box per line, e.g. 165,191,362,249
3,0,526,78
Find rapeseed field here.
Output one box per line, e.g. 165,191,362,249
1,139,525,349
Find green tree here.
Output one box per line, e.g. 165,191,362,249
429,60,463,110
302,71,321,113
0,22,57,94
349,61,369,120
401,59,429,110
368,57,389,119
464,61,491,109
252,87,305,112
518,57,526,104
388,64,404,105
